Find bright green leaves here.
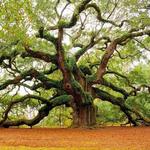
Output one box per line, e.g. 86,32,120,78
58,19,69,28
32,0,58,29
129,63,150,84
0,0,31,38
129,12,150,28
95,99,125,124
41,105,72,127
126,93,150,119
0,0,35,56
142,36,150,51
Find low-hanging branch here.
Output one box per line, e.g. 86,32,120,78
0,95,51,125
92,87,138,126
92,86,150,126
93,87,125,106
0,94,73,128
0,105,50,128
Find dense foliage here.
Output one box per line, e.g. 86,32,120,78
0,0,150,128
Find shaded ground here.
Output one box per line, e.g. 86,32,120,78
0,127,150,149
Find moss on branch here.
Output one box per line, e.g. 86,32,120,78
0,69,62,91
92,87,139,126
0,94,72,128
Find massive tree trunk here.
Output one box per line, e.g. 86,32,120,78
72,103,96,128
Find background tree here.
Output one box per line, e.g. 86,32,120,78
0,0,150,128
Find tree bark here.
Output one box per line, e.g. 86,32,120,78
72,104,96,128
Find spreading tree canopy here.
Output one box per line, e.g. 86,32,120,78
0,0,150,127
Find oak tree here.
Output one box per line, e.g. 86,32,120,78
0,0,150,127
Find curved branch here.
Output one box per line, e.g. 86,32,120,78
1,105,50,128
22,45,57,64
0,95,51,124
116,30,150,44
96,41,117,81
105,70,135,89
0,69,62,91
105,70,150,95
0,94,73,127
86,3,129,27
134,38,150,52
46,0,92,30
61,0,91,28
75,36,110,61
0,51,19,65
96,84,150,125
93,87,125,106
101,79,129,99
115,49,142,59
96,29,150,81
92,87,138,126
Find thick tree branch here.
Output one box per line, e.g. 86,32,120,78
92,87,138,126
0,69,62,91
105,70,135,89
0,94,73,127
101,79,129,99
37,27,58,45
93,87,125,106
22,45,57,64
96,41,117,81
1,105,50,128
56,28,73,93
96,29,150,81
116,30,150,44
0,95,51,124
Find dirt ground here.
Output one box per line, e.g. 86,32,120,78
0,127,150,149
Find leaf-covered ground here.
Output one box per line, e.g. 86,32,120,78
0,127,149,150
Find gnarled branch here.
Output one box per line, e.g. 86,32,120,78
0,94,73,128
